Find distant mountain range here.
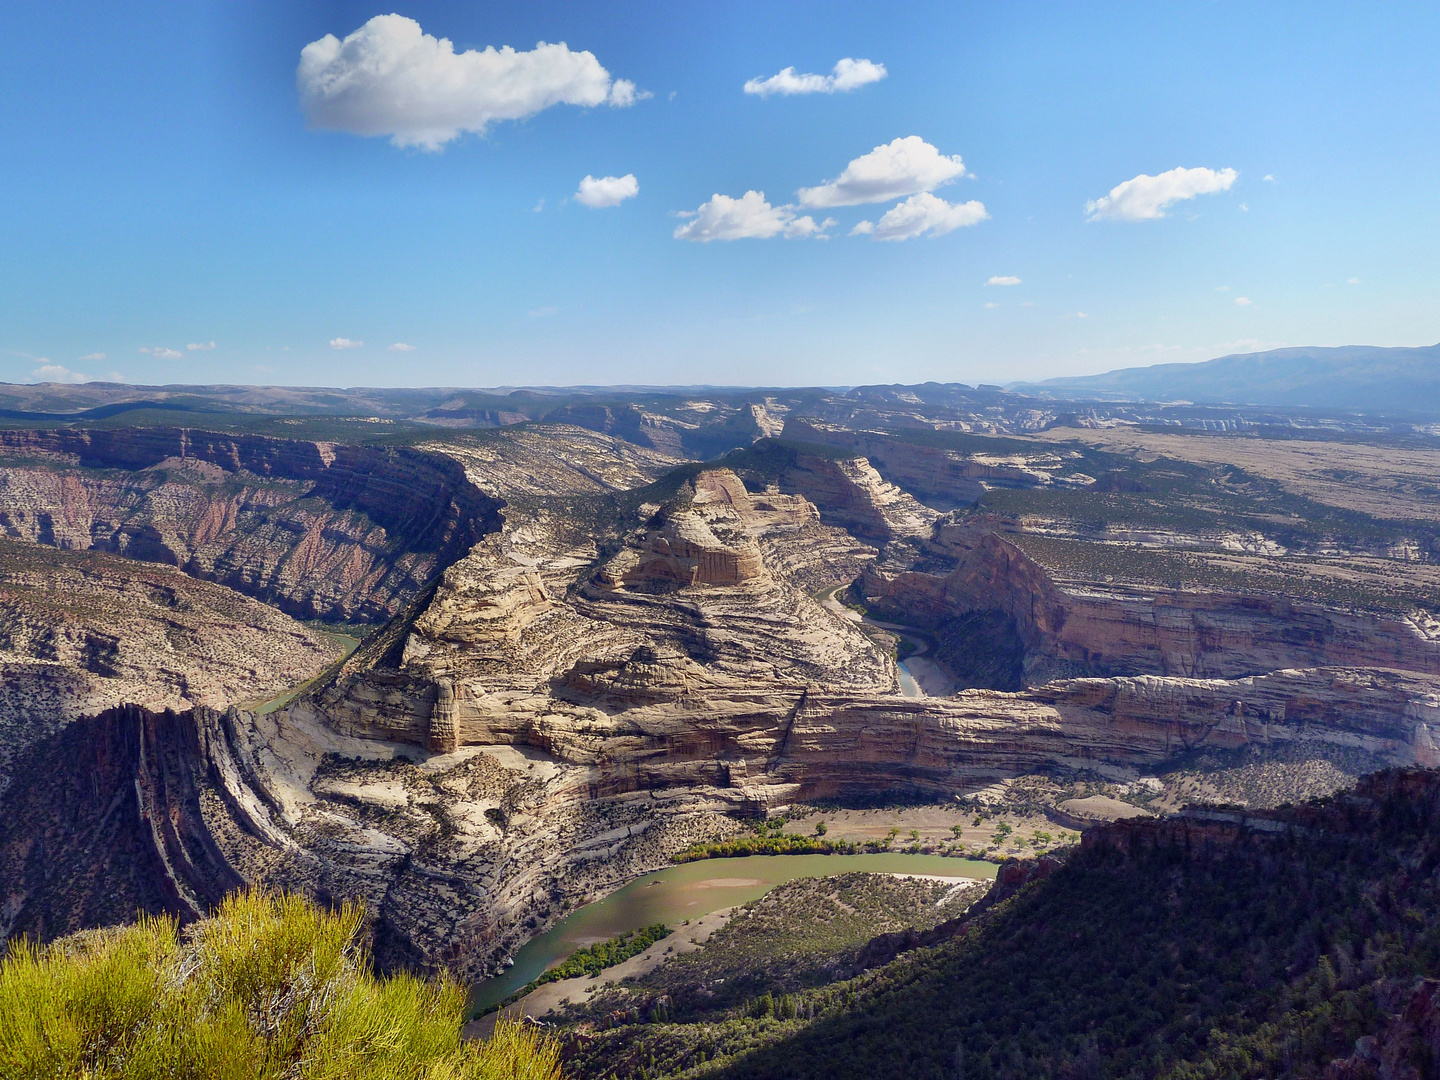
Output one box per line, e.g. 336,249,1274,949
1017,343,1440,416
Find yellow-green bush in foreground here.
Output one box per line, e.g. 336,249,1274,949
0,889,562,1080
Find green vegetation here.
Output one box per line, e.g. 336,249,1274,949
537,926,673,986
672,835,856,862
0,889,561,1080
561,873,987,1045
558,768,1440,1080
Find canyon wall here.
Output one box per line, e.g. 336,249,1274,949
0,428,503,620
4,660,1436,974
864,526,1440,681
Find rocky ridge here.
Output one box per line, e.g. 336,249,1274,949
0,427,503,621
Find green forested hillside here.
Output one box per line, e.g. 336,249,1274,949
565,769,1440,1080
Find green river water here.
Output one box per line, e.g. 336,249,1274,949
469,852,996,1014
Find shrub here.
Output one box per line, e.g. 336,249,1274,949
0,889,562,1080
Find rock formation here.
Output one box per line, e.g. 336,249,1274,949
0,428,503,620
0,537,341,793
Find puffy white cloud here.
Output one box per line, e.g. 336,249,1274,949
1234,296,1253,306
329,337,363,349
1085,166,1237,222
849,220,874,236
575,173,639,208
799,136,966,208
672,191,831,242
187,340,215,351
986,275,1021,286
1263,174,1276,182
744,57,886,97
139,346,183,360
865,193,989,241
33,362,88,384
297,15,643,151
79,352,106,361
389,342,417,352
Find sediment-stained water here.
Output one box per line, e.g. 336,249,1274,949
469,852,996,1013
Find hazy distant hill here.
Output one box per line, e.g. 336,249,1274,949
1019,343,1440,416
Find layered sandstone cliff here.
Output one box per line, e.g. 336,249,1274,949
0,537,341,793
863,519,1440,682
0,428,503,620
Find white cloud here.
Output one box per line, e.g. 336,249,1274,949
867,193,989,241
849,220,874,236
187,340,216,351
297,15,643,151
1239,202,1249,211
1347,277,1361,285
799,136,967,208
139,346,183,360
672,191,831,242
1076,312,1089,318
532,197,545,213
79,352,106,361
33,362,88,384
743,58,886,97
329,337,363,349
389,342,417,352
527,306,559,318
575,173,639,208
984,302,1000,309
1263,174,1276,182
1085,166,1238,222
1214,285,1230,292
1234,296,1253,306
986,275,1021,286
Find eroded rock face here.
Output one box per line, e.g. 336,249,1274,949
0,428,502,621
864,521,1440,681
9,425,1440,986
0,538,341,794
6,661,1437,977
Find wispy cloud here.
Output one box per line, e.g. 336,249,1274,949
139,345,183,359
1085,166,1237,222
79,352,106,361
33,361,88,383
187,340,215,351
744,58,886,97
389,342,417,352
527,306,559,318
329,337,363,349
673,191,833,241
1234,296,1253,306
985,275,1021,286
859,192,988,241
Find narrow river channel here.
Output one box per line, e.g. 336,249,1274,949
469,852,996,1014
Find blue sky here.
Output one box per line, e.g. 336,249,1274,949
2,2,1437,388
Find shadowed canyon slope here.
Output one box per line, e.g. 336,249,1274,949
3,399,1440,981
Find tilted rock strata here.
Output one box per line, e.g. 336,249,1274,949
865,523,1440,681
0,538,340,793
4,663,1437,977
0,428,502,620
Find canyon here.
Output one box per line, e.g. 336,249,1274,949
2,391,1440,985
